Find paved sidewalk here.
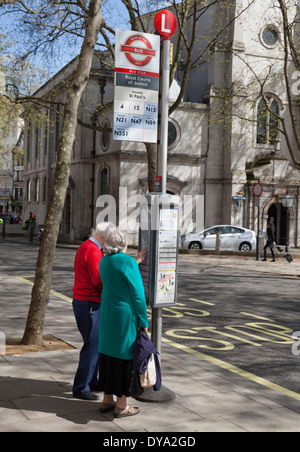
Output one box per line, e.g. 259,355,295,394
1,237,300,431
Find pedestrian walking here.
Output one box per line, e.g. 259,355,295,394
98,230,149,418
72,221,115,400
262,220,276,262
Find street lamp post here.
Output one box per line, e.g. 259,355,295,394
281,192,294,252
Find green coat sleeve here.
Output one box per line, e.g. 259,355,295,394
124,258,149,329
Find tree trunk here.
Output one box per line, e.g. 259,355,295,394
21,0,104,345
145,142,157,192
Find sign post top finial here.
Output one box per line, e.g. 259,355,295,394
154,10,177,40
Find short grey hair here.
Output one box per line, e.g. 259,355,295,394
94,222,116,239
103,230,127,254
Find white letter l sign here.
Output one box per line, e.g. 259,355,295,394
161,14,171,34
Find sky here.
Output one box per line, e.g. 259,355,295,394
0,0,174,82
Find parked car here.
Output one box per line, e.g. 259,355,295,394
181,225,256,252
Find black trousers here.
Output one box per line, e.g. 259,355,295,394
264,241,275,260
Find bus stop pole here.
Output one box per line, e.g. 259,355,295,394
137,33,175,404
135,11,177,403
152,37,170,356
156,37,170,195
151,307,163,356
256,198,260,261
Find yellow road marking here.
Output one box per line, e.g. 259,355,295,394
189,298,215,306
49,289,72,303
240,312,275,322
14,276,73,303
162,336,300,402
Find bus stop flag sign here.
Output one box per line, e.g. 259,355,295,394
154,10,177,39
113,29,160,143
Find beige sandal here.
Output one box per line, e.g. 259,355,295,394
113,405,140,418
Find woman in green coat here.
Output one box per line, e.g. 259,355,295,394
98,230,149,418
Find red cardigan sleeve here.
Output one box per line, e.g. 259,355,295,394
87,247,103,292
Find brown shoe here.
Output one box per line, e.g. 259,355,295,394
114,405,140,418
99,402,116,413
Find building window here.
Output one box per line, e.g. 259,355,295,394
260,25,279,49
100,168,110,195
168,119,180,149
257,97,279,145
34,178,40,202
27,123,32,162
44,110,49,162
101,119,111,151
262,28,278,46
43,176,47,202
27,179,31,202
35,125,41,159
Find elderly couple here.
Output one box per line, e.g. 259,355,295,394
72,222,148,418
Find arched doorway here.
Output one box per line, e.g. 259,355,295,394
279,206,288,246
265,201,290,246
267,204,277,242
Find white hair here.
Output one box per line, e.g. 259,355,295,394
103,230,127,254
94,221,116,239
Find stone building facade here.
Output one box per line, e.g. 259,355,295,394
23,0,300,247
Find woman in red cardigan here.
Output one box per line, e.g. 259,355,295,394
72,222,115,400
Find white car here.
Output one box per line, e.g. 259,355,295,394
181,225,256,252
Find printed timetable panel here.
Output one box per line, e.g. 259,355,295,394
155,209,179,305
138,194,180,307
113,86,159,143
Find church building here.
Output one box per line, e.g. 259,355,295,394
23,0,300,247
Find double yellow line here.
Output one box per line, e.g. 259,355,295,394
162,336,300,402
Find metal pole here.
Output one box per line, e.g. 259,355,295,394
137,12,177,403
286,208,289,253
152,37,170,355
156,38,170,195
256,199,260,261
151,307,162,356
